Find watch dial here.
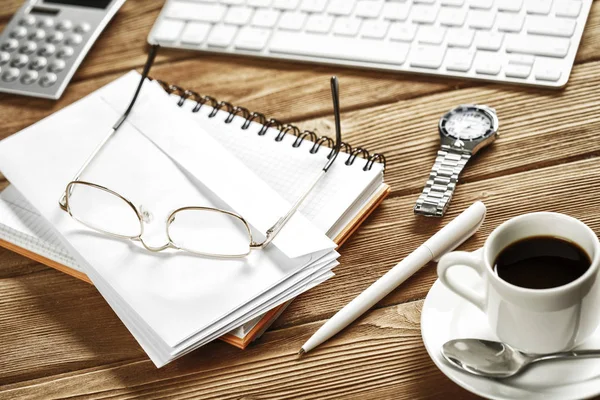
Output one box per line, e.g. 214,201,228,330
444,108,493,140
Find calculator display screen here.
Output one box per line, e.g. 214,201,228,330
44,0,112,9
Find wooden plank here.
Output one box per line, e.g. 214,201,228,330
296,60,600,193
0,156,598,393
0,299,481,400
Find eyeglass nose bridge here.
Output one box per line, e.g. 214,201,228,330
136,235,174,253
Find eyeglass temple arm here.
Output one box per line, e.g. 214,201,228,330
255,77,343,248
59,45,159,210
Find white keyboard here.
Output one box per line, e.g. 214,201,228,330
148,0,592,88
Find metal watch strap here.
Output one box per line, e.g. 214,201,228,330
414,145,471,217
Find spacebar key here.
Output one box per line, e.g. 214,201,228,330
269,32,409,65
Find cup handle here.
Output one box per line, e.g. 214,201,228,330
437,250,487,312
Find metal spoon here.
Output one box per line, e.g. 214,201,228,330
442,339,600,379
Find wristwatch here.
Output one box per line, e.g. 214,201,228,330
414,104,499,217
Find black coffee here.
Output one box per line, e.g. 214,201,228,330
493,236,591,289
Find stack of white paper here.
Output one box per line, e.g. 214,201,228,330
0,72,340,367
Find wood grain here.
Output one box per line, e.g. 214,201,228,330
1,0,600,398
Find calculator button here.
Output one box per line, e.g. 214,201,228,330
29,29,46,41
21,70,38,85
2,39,19,52
2,67,20,82
66,34,83,46
10,26,28,39
47,31,64,43
57,20,73,31
0,52,9,65
29,56,48,70
19,41,37,55
38,43,56,56
75,22,91,33
47,59,65,72
10,54,29,68
19,15,36,26
38,18,54,29
57,46,74,59
39,72,57,87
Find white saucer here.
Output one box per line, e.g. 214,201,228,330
421,265,600,400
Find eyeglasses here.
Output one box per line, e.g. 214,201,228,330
58,45,343,258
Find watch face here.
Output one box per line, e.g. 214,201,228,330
440,106,497,141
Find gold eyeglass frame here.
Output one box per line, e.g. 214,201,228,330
58,45,343,258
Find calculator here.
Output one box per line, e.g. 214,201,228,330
0,0,126,100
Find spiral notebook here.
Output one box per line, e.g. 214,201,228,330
0,71,389,349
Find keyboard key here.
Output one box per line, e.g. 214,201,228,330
19,41,37,55
361,20,390,39
273,0,300,9
38,43,55,56
300,0,328,12
305,14,334,33
412,5,439,24
47,31,64,44
505,63,531,77
207,24,238,47
29,56,48,70
474,52,502,75
508,53,534,64
445,48,476,71
21,70,38,85
555,1,581,18
497,12,525,32
247,0,272,5
57,19,73,31
2,39,19,52
382,2,411,21
225,6,254,25
328,0,356,15
235,27,271,50
39,72,57,87
279,12,308,30
10,54,28,68
56,46,74,59
442,0,465,6
0,51,10,65
2,67,20,82
270,31,409,64
333,17,362,36
469,0,493,9
48,59,66,73
389,23,418,41
534,65,561,81
525,0,552,14
439,7,467,26
153,19,184,42
181,22,211,44
410,44,447,69
505,34,570,57
166,2,226,23
29,29,46,41
252,9,281,28
475,31,504,50
417,26,446,44
446,28,474,47
19,15,36,26
75,22,91,33
66,34,83,46
527,16,576,37
468,10,496,29
10,26,27,39
355,0,384,18
497,0,523,12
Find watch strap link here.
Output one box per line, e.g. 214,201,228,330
414,145,471,217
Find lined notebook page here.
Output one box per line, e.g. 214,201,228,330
0,185,79,270
175,94,385,233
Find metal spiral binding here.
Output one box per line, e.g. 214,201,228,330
155,79,386,171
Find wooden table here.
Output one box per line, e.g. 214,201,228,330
1,1,600,398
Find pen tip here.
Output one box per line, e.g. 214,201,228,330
298,348,306,356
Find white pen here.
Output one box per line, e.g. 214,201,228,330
298,201,487,355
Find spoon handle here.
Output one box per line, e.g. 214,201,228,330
532,349,600,363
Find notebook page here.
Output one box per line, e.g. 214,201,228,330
175,94,385,234
0,186,79,270
0,71,336,358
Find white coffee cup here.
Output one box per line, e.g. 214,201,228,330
437,212,600,354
